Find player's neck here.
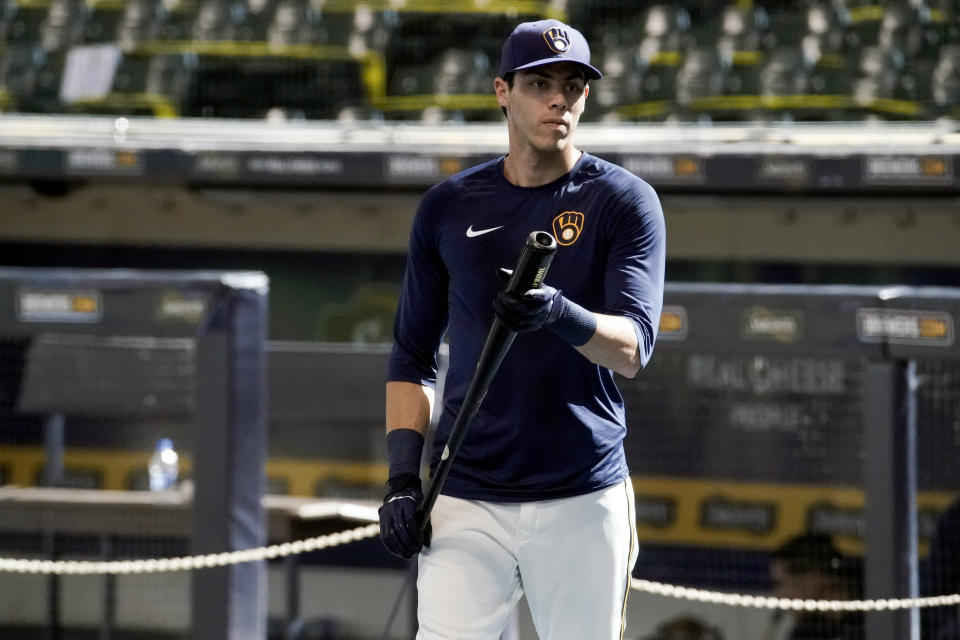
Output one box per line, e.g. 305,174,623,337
503,146,581,188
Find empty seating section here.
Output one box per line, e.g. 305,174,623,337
0,0,958,121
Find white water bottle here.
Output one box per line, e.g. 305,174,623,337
148,438,179,491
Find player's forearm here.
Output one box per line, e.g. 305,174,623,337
386,380,435,435
574,313,643,378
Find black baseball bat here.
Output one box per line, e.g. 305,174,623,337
416,230,558,534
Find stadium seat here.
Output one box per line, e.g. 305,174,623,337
0,44,43,109
0,0,18,41
70,51,192,116
5,0,49,47
804,1,851,56
116,0,162,50
716,3,771,56
849,44,918,117
433,48,489,96
265,0,315,46
185,56,364,119
757,44,812,121
643,4,692,44
311,7,354,46
931,43,960,117
110,51,152,94
40,0,85,51
842,0,888,55
21,48,66,111
144,52,193,97
791,39,856,120
232,0,278,42
191,0,237,41
82,0,123,44
347,4,397,56
155,0,199,42
590,44,644,117
674,46,728,120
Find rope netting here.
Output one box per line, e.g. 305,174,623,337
1,525,958,612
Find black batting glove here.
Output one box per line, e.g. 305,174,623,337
493,285,564,333
378,473,430,559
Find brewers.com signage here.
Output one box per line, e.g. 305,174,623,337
862,154,952,183
16,289,103,323
857,308,954,346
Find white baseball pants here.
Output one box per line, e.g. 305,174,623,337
416,478,638,640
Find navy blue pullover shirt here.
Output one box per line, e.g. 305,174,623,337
388,152,666,502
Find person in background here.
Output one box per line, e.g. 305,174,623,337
764,533,864,640
923,498,960,640
637,614,725,640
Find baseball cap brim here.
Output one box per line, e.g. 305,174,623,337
507,58,603,80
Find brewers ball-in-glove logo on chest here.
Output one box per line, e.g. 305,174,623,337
552,211,584,245
543,27,571,53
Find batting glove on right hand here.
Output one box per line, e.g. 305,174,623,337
493,286,564,333
378,473,430,559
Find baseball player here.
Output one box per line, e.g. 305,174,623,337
379,18,666,640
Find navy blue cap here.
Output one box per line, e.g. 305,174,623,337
498,19,602,80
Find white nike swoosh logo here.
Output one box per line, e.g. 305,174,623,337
466,225,503,238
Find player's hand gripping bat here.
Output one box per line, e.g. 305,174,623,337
415,230,558,535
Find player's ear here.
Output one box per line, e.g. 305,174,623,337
494,77,510,109
584,84,589,99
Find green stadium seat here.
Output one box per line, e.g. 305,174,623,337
21,48,66,111
40,0,85,51
716,3,771,55
675,46,728,119
754,44,814,121
804,1,852,54
117,0,162,50
82,0,123,44
591,45,644,116
433,48,490,96
0,44,42,109
931,43,960,117
6,0,51,47
191,0,237,41
155,0,198,41
0,0,17,40
386,60,431,97
265,0,315,46
233,0,278,42
110,51,152,93
311,7,353,46
850,45,910,117
185,56,364,119
802,50,856,120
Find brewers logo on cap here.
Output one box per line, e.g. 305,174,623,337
552,211,584,246
543,27,571,53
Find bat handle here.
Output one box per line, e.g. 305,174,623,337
506,231,558,295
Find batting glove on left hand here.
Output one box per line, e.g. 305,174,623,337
493,285,564,333
378,473,431,559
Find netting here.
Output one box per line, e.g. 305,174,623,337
0,270,269,639
2,281,959,640
2,1,958,121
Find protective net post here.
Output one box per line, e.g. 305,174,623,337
192,275,270,640
191,277,267,640
864,359,920,640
